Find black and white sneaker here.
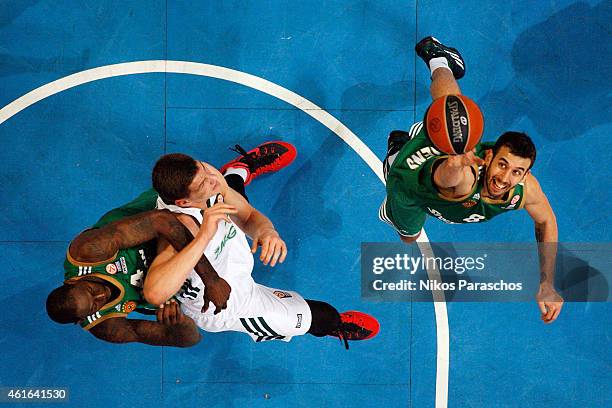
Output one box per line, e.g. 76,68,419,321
383,130,412,179
415,36,465,79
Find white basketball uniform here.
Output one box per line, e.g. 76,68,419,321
156,196,312,342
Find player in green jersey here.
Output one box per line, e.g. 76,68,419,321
380,37,563,323
45,190,232,346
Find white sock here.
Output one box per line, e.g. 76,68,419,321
429,57,451,75
224,167,248,182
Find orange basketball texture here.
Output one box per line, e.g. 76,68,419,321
425,95,484,155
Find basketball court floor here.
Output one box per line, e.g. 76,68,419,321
0,1,610,407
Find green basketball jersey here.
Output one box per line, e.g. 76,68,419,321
64,190,158,330
384,122,526,234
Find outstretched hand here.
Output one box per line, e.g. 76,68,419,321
251,228,287,267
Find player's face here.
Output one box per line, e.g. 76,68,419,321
485,146,531,198
71,281,112,319
183,161,224,208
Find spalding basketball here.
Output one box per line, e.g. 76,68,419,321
424,94,484,155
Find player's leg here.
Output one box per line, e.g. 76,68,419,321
430,68,461,100
224,173,249,201
226,284,378,348
383,130,412,180
305,299,341,336
415,36,465,100
306,299,380,350
383,121,426,179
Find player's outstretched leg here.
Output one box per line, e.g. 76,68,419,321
220,141,297,186
415,36,464,100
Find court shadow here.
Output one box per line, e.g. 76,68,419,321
340,80,429,111
556,244,609,301
269,78,347,259
0,49,91,78
480,0,612,141
0,0,40,29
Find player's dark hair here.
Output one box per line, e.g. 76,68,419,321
493,131,537,169
152,153,198,204
46,285,81,324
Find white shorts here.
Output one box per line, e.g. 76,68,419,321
178,273,313,342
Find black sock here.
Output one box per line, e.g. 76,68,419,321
305,299,341,337
224,174,249,202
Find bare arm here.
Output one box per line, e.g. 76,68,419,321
524,174,563,323
223,186,287,266
70,210,193,263
143,204,236,307
432,152,483,196
89,306,201,348
198,164,286,266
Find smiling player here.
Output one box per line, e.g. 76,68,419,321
380,36,563,323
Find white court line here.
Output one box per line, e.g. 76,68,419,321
0,60,449,407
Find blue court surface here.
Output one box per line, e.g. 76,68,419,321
1,1,610,407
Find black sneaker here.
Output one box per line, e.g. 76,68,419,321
220,141,297,186
329,311,380,350
415,36,465,79
383,130,413,179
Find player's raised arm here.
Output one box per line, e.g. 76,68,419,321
433,151,484,193
523,174,563,323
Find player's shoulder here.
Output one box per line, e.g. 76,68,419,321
524,173,542,191
522,173,547,206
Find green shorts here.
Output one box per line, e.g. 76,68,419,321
378,196,425,237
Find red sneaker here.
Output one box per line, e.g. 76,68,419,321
330,311,380,349
220,141,297,186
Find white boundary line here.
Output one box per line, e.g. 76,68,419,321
0,60,449,407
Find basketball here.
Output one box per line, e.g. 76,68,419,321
424,94,484,155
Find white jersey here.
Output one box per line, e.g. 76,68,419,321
156,196,255,321
156,195,311,341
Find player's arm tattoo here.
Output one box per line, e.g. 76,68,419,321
535,223,557,285
535,224,544,243
71,211,188,259
71,209,221,281
90,317,201,347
